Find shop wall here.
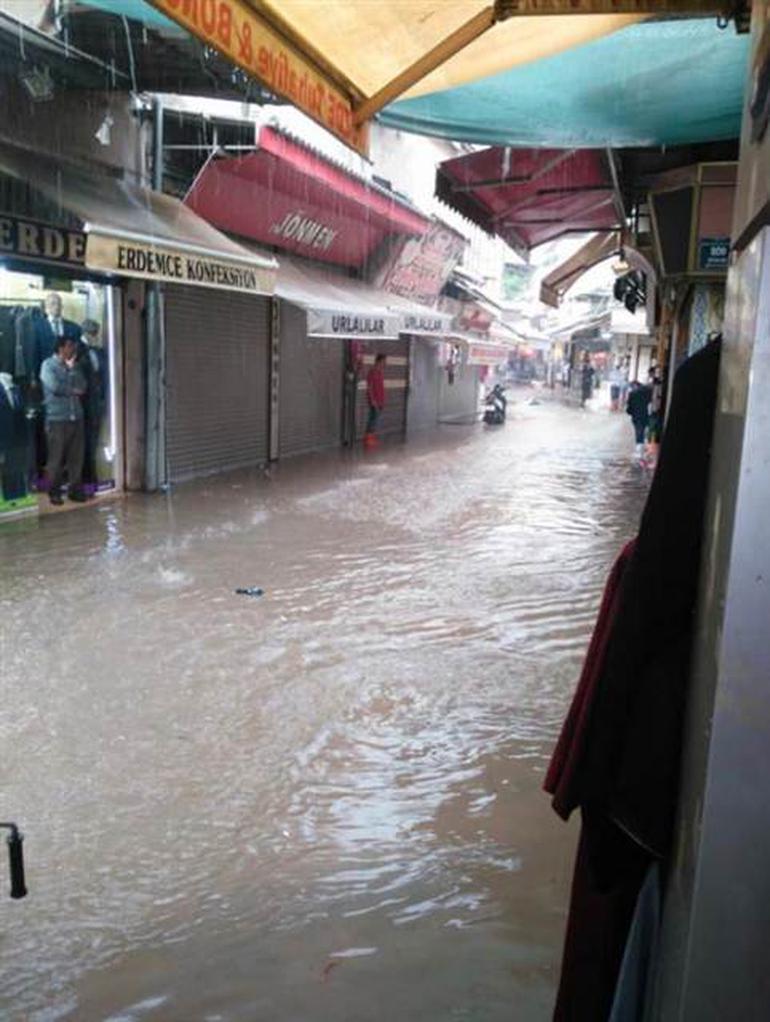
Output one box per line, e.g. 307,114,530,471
278,302,345,457
123,279,146,491
407,339,440,432
654,5,770,1016
0,79,145,185
438,360,479,424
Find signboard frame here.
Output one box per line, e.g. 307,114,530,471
146,0,369,155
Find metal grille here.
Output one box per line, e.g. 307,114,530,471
164,286,270,482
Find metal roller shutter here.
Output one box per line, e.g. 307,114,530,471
355,338,409,439
165,286,270,482
278,303,344,457
407,338,440,432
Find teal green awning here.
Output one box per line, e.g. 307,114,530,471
380,19,749,148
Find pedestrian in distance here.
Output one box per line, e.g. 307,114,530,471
626,378,652,461
39,336,88,505
580,353,595,408
609,360,625,411
364,353,386,446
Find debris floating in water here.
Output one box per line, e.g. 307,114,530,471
235,587,264,598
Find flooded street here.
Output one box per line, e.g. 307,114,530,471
0,398,648,1022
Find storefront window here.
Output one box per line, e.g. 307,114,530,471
0,266,120,517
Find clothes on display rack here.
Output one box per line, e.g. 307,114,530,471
0,306,17,375
0,372,30,501
545,338,722,1021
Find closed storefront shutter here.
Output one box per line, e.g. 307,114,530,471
165,286,270,482
278,303,344,457
355,338,409,439
407,338,440,432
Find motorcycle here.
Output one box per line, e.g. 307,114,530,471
483,383,507,425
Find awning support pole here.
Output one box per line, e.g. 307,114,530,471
353,3,509,125
145,96,166,492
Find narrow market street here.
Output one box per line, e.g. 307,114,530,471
0,398,648,1022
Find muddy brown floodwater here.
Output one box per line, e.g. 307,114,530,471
0,397,649,1022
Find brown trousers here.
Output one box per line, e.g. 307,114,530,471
46,419,84,496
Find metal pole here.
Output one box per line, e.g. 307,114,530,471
145,96,166,491
268,297,280,462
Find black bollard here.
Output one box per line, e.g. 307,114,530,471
0,824,27,900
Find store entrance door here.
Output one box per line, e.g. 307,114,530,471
0,269,121,519
353,338,409,441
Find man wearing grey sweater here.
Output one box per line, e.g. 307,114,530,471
40,337,87,506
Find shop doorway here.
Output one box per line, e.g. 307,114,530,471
351,338,409,442
0,266,122,519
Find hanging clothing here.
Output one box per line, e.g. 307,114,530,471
609,864,661,1022
545,539,636,820
546,338,722,1021
0,373,30,501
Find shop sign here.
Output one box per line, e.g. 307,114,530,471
467,342,509,367
0,213,86,268
505,1,722,11
270,210,339,253
379,221,467,306
697,236,730,271
459,303,494,334
400,311,447,335
147,0,368,156
86,234,276,294
307,307,400,339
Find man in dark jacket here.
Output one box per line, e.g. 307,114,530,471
626,380,651,459
36,292,82,372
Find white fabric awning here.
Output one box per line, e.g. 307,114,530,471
275,256,453,339
0,143,278,295
276,257,401,339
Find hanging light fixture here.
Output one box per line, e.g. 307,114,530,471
19,64,54,102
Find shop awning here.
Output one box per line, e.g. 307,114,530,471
275,257,401,340
0,144,277,294
133,0,659,153
185,127,429,271
540,231,620,307
436,148,621,258
383,18,749,149
386,294,454,337
274,255,453,339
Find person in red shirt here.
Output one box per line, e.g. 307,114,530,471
365,353,386,444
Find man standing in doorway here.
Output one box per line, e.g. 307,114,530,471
40,337,88,505
364,353,387,446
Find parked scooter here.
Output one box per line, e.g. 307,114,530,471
483,383,507,425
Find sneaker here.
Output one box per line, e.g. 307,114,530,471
49,492,64,506
68,490,88,503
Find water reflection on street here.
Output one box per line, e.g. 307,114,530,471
0,398,648,1021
